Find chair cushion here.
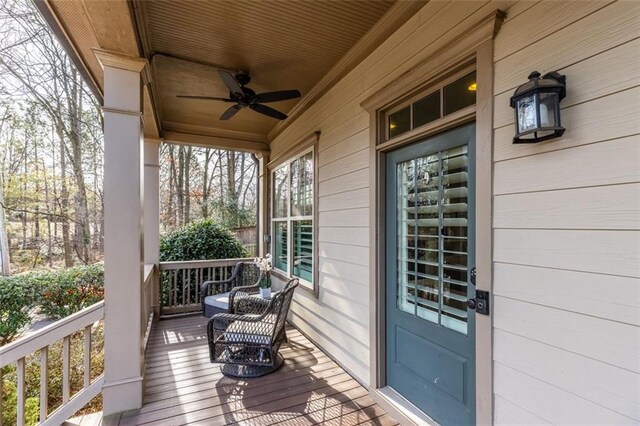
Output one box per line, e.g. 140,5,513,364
224,314,276,346
204,292,231,310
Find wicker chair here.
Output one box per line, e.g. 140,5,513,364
207,278,299,377
200,261,263,317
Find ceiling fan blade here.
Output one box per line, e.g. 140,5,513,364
177,95,234,102
254,90,301,103
250,103,288,120
220,104,242,121
218,70,244,97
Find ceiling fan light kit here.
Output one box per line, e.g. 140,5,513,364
177,70,301,121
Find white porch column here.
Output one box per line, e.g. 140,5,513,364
144,139,160,315
94,49,147,415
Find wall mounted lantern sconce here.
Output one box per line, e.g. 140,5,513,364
510,71,566,143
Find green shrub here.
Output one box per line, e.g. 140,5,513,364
0,264,103,345
33,264,104,320
0,276,35,346
160,219,247,261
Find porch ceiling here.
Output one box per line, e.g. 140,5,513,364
143,0,394,139
38,0,424,151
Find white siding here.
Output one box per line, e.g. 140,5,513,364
492,0,640,422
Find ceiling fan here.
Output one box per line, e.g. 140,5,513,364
177,70,301,121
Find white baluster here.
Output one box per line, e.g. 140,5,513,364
62,336,70,404
40,347,48,422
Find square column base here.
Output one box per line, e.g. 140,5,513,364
102,376,144,415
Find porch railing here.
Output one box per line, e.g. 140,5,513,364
142,264,156,351
0,301,105,426
158,258,252,317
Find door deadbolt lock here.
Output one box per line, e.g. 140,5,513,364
468,290,490,315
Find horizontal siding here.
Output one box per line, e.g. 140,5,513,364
318,168,369,198
494,296,640,373
494,134,640,194
494,183,640,230
494,363,637,425
318,208,369,228
493,0,612,61
494,0,640,94
494,330,640,420
318,226,369,247
494,395,551,426
492,1,640,423
494,228,640,277
494,263,640,326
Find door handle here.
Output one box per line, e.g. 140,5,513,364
468,290,490,315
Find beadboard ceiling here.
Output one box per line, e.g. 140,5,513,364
140,0,395,139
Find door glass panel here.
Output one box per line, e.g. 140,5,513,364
396,144,470,334
397,159,415,315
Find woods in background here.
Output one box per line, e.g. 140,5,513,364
160,147,257,233
0,0,103,272
0,0,257,274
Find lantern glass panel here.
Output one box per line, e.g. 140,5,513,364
539,92,558,128
516,94,538,133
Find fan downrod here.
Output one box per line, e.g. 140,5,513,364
235,72,251,86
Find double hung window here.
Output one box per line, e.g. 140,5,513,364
272,149,314,289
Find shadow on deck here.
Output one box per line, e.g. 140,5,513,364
71,315,397,426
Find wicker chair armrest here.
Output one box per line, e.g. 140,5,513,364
233,295,270,316
228,283,260,311
199,277,234,295
210,307,273,333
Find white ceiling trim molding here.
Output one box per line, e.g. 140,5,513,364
161,121,268,144
161,131,269,154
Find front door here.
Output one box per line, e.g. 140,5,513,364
385,123,476,425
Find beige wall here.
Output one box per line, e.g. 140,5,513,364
491,1,640,423
270,0,639,423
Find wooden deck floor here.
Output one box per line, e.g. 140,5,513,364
102,315,396,426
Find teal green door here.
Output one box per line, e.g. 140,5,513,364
385,123,476,425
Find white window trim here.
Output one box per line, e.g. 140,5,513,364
271,146,315,292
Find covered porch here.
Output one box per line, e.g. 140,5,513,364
7,0,637,424
1,0,418,424
79,317,394,426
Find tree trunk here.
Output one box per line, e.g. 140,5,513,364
176,146,184,227
69,68,91,263
167,145,177,228
21,128,28,249
183,146,191,225
0,174,11,275
58,127,74,267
